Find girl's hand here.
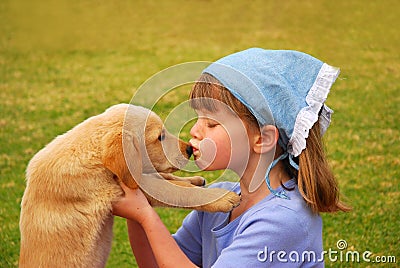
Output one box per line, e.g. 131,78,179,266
112,183,154,224
113,184,198,268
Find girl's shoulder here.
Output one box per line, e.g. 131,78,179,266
238,181,322,239
248,180,310,215
207,180,314,220
205,180,321,236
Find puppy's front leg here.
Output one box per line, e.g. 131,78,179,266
158,173,205,186
139,174,240,212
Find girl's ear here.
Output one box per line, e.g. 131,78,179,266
253,125,279,154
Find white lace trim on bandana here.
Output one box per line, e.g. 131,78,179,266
288,63,340,157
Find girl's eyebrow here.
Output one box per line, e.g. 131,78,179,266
197,113,219,120
195,110,212,118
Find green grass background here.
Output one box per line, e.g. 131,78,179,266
1,0,399,267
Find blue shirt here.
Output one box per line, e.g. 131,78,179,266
173,180,324,267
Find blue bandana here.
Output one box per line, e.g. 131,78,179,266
203,48,340,198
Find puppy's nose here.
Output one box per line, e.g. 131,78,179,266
186,145,193,157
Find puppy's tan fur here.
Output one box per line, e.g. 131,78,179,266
19,104,240,268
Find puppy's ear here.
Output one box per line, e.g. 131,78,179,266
102,131,142,189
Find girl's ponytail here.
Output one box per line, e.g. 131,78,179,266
297,121,351,213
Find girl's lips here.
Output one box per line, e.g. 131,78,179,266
192,147,200,157
189,140,198,150
189,140,200,158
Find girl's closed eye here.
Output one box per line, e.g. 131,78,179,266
206,120,219,128
207,123,219,128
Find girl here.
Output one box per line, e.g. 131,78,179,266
113,48,350,267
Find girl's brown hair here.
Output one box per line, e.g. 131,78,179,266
297,120,351,213
189,73,260,130
190,73,350,214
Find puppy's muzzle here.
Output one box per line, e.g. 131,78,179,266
186,145,193,158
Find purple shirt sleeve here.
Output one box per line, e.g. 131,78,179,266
173,210,204,266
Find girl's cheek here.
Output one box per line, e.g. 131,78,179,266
199,138,217,160
196,138,217,169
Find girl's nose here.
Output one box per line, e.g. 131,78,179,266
190,120,202,139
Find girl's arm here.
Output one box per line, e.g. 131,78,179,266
113,183,198,268
138,206,198,268
126,219,158,268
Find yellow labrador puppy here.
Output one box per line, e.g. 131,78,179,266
19,104,240,268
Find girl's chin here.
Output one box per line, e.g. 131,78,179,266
194,158,214,171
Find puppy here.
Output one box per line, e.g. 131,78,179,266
19,104,240,268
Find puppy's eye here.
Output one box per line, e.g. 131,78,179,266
158,132,166,141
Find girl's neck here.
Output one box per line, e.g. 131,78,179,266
229,153,291,222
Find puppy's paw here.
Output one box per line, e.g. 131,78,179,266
188,176,206,186
215,191,241,212
201,189,240,213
